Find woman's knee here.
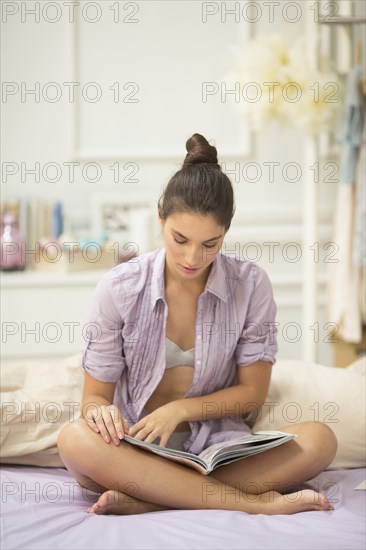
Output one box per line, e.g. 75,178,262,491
280,420,338,470
57,417,92,457
316,421,338,461
299,421,338,468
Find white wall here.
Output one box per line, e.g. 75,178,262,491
1,1,340,365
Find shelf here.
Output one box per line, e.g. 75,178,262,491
318,16,366,24
0,269,108,289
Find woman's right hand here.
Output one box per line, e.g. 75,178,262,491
84,404,129,446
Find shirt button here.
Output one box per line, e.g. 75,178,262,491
197,335,201,340
197,360,201,365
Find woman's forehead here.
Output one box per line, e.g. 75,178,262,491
166,212,225,239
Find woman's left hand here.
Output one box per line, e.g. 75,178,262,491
128,402,185,447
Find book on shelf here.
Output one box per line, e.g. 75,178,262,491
18,199,28,244
122,430,296,475
52,202,63,239
1,198,64,248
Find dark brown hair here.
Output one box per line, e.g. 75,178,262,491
158,133,235,231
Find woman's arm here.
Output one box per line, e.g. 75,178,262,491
174,360,272,423
81,371,116,416
128,361,272,446
81,371,129,444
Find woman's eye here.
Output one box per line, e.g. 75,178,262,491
173,238,217,249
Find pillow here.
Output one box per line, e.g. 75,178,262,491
347,356,366,376
248,358,365,470
0,353,84,468
1,353,365,469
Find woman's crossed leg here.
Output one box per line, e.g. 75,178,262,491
57,418,337,516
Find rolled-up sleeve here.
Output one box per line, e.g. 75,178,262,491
234,267,278,367
81,276,126,383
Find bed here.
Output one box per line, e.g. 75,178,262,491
1,354,365,550
0,464,365,550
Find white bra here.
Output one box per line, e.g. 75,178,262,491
165,337,195,369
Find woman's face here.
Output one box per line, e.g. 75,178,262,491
159,211,226,283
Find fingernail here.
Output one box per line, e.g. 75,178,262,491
114,438,119,445
104,435,110,442
118,432,123,439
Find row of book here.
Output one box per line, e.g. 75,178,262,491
1,198,64,249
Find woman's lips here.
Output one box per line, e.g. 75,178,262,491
181,265,200,273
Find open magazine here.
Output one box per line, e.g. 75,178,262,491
123,431,296,475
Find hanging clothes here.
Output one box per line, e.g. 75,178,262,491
353,124,366,268
327,64,366,343
353,125,366,325
338,65,364,185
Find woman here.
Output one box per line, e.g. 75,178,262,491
57,133,337,515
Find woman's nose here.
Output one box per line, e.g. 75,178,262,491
184,247,202,267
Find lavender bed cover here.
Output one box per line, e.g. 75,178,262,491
1,465,365,550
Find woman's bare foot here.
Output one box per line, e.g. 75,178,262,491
86,490,169,515
87,487,334,516
253,488,334,515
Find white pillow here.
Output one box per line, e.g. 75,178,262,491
0,353,83,467
347,356,366,376
1,354,365,470
249,359,366,469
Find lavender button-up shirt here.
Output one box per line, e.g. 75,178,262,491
81,247,278,455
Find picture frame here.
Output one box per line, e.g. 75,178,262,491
90,192,157,255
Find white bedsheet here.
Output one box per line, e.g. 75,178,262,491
1,465,365,550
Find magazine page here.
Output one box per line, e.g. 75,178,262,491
122,434,194,458
122,434,208,473
198,431,297,468
122,430,296,476
209,434,297,470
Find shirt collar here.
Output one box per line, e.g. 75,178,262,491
205,250,228,303
150,247,228,311
150,247,166,310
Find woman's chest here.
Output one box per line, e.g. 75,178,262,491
164,291,200,351
122,292,241,395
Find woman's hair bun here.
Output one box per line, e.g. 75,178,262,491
183,133,219,167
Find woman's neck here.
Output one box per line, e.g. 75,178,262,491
164,260,212,295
